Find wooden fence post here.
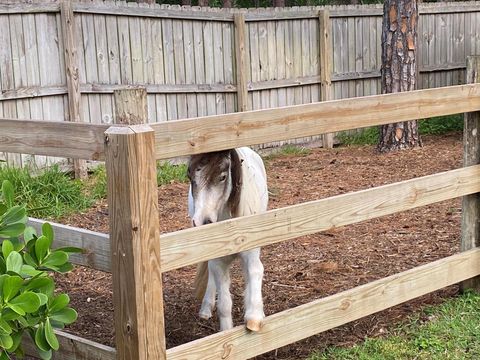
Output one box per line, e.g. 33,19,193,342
319,10,334,149
234,13,249,112
105,89,166,359
114,88,148,125
60,0,87,179
461,56,480,292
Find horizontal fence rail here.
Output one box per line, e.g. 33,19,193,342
152,84,480,159
24,166,480,274
167,248,480,359
2,84,475,161
0,119,109,160
23,249,480,360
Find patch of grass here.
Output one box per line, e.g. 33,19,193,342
338,115,463,146
86,161,189,200
338,127,379,146
0,165,93,219
418,114,463,135
307,290,480,360
157,162,188,186
264,144,312,160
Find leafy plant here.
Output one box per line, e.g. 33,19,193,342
0,180,80,359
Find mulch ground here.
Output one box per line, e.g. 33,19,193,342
57,132,464,359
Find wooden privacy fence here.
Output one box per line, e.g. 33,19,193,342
1,0,480,169
1,58,480,358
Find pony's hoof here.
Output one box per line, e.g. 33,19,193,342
199,312,211,320
246,319,263,332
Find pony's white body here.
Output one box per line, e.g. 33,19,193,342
188,147,268,331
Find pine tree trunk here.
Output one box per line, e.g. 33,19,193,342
378,0,422,153
198,0,209,6
223,0,232,8
274,0,285,7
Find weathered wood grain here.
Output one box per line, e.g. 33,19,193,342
160,165,480,272
461,56,480,292
167,248,480,360
114,87,147,125
150,84,480,159
23,329,116,360
319,10,334,148
105,125,166,360
0,118,108,160
60,0,87,179
234,13,248,112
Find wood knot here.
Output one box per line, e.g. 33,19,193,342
339,299,351,310
132,226,139,232
221,342,234,359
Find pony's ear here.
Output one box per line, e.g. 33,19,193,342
228,149,242,218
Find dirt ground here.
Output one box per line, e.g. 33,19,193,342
57,132,464,359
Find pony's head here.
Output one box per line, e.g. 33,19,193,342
187,149,242,227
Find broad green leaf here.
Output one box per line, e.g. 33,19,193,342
50,308,77,325
0,223,25,239
9,237,24,252
23,252,37,267
9,292,41,313
8,330,22,352
1,309,22,321
16,315,28,328
25,277,54,293
55,246,83,254
1,240,13,259
54,263,73,274
0,257,5,274
23,226,36,242
0,350,8,360
49,294,69,313
1,206,26,226
34,323,50,352
49,319,65,329
20,265,42,277
0,204,6,217
0,334,13,350
44,318,59,351
3,275,23,301
37,293,48,306
37,348,52,360
7,303,25,316
26,315,41,327
5,252,22,274
43,251,68,267
1,181,14,208
41,223,53,246
34,236,50,264
0,318,12,335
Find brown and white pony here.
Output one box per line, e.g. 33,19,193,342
188,147,268,332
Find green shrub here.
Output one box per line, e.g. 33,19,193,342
0,180,79,359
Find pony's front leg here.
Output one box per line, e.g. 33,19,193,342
199,268,216,319
209,257,234,331
239,248,264,332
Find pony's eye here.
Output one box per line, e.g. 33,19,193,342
219,175,227,182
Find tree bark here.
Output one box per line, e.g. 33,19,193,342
223,0,232,8
198,0,209,6
274,0,285,7
182,0,192,5
378,0,422,153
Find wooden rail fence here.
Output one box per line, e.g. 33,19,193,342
0,54,479,358
0,0,479,169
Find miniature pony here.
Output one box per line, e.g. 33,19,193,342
188,147,268,331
